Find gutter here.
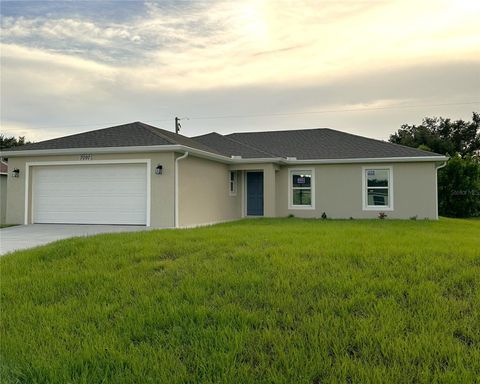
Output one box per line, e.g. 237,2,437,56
434,160,448,220
435,160,447,171
0,145,448,165
279,156,449,165
174,151,189,228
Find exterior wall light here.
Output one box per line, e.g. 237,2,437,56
155,165,163,175
11,168,20,178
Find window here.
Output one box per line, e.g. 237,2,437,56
363,167,393,210
289,169,314,209
229,171,237,196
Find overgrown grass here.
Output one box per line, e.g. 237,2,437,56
1,218,479,383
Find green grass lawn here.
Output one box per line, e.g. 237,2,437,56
1,218,479,383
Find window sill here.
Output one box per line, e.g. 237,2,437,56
288,205,315,210
363,206,394,211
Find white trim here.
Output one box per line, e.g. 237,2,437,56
1,145,234,164
3,145,182,157
30,166,35,224
362,166,394,211
26,159,152,167
24,159,151,226
24,165,29,225
288,168,316,210
242,171,246,218
1,145,448,165
146,161,151,227
229,170,237,196
0,172,7,176
174,152,189,228
435,161,447,220
282,156,448,164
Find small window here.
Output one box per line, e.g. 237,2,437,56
229,171,237,196
289,170,314,208
363,168,392,210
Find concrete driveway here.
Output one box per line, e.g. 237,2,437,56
0,224,150,255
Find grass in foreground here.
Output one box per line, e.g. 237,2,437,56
1,218,479,383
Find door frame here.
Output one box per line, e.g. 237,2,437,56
25,159,151,226
243,170,264,217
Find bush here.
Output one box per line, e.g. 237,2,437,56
438,156,480,218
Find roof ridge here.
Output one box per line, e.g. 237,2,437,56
139,122,226,155
221,134,278,158
324,128,440,156
227,127,329,136
193,132,221,139
136,122,178,145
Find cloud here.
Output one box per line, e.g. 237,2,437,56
0,0,479,142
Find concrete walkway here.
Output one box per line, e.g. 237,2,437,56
0,224,149,255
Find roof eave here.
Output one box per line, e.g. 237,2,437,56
0,145,238,164
282,156,449,164
0,146,448,164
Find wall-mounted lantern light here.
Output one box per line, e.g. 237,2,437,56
155,165,163,175
11,168,20,178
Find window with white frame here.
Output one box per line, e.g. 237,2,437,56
289,170,314,208
363,168,392,209
229,171,237,195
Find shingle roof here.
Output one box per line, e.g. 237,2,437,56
3,122,444,160
7,122,221,155
193,132,276,158
226,128,442,159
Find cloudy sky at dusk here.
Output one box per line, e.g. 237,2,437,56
1,0,479,143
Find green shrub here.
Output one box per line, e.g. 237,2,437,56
438,156,480,218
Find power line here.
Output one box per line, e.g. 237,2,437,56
6,100,479,131
16,118,173,131
185,101,480,121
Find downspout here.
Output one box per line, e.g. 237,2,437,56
435,161,447,220
174,152,189,228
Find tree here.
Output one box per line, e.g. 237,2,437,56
389,112,480,157
0,134,31,150
389,112,480,218
438,155,480,218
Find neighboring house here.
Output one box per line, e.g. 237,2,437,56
0,160,7,224
0,122,448,227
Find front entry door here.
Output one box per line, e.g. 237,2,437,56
246,172,264,216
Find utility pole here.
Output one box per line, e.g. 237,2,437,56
175,117,181,134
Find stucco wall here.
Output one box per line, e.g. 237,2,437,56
5,151,439,227
5,152,176,227
276,162,438,219
178,155,242,226
0,175,7,224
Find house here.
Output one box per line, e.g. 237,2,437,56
0,122,448,227
0,160,8,224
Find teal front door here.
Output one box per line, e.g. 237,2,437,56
246,172,264,216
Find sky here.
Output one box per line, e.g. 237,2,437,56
1,0,479,143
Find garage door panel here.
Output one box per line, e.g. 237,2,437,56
32,163,148,225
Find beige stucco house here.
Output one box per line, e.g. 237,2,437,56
0,122,448,227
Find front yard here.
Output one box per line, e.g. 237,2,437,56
1,218,479,383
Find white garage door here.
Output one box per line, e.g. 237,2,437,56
32,163,148,225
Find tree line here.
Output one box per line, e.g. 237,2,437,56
0,135,31,150
389,112,479,218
